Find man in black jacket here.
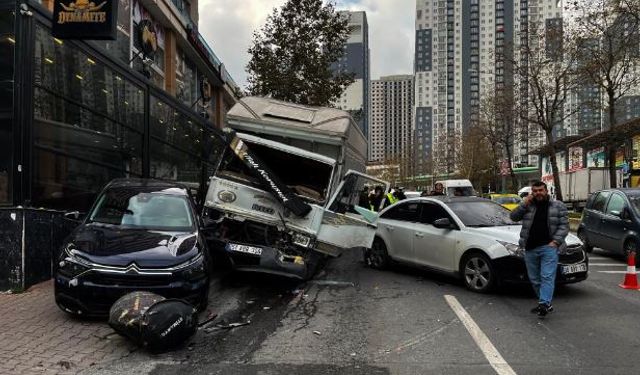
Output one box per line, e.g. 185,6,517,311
510,180,569,318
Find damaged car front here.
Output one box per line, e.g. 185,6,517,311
54,179,210,317
203,133,386,280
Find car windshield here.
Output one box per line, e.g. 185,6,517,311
495,196,521,205
447,187,476,196
446,201,518,227
88,188,194,231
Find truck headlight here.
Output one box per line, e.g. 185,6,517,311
292,232,312,248
497,240,524,258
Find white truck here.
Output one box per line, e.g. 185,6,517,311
203,97,388,279
550,168,620,211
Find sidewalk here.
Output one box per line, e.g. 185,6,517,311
0,280,137,375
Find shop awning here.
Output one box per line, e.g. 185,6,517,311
528,135,584,156
567,117,640,150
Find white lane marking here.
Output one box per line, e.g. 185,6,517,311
444,295,517,375
589,263,627,266
597,270,631,274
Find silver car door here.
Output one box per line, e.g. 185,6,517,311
412,201,458,271
377,201,422,263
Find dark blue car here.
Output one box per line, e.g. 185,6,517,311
578,188,640,263
54,179,211,317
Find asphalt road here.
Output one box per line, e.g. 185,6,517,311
83,248,640,375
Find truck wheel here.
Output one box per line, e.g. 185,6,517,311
578,230,593,253
364,238,390,270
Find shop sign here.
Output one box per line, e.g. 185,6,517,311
52,0,118,40
568,147,584,172
616,148,625,168
633,136,640,169
587,147,605,168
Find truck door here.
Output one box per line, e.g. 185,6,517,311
316,171,389,253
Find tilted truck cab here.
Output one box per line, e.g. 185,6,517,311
203,97,388,279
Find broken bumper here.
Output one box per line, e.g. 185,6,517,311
222,242,311,280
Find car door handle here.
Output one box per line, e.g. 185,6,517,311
415,232,424,238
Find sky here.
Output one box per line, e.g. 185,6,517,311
197,0,415,90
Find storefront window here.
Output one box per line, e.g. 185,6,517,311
176,50,198,107
93,0,131,64
150,96,213,185
32,23,143,211
0,9,14,204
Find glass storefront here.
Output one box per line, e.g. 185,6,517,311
0,8,14,205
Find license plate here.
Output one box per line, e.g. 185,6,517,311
562,263,587,274
228,243,263,256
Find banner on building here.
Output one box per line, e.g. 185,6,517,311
587,147,606,168
633,136,640,170
52,0,119,40
556,151,566,173
568,147,584,172
541,156,553,183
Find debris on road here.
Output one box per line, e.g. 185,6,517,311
263,306,271,310
313,330,322,336
212,321,251,330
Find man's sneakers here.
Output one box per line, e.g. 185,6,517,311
530,303,554,318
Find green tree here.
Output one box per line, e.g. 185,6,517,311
246,0,355,106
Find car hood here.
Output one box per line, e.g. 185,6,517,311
465,225,581,246
66,223,200,268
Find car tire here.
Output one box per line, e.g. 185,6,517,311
461,252,496,293
364,238,391,270
577,230,594,253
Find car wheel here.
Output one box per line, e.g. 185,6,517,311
461,252,496,293
364,238,390,270
577,230,594,253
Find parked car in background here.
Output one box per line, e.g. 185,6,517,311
364,197,588,293
435,179,476,197
578,188,640,263
485,193,522,211
54,179,211,317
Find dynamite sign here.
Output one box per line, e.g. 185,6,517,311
53,0,118,40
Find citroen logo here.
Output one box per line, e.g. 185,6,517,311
125,263,141,274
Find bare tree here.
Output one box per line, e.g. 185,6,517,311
568,0,640,188
478,91,519,189
509,19,581,201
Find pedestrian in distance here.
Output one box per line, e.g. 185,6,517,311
430,182,445,196
510,180,569,318
370,186,385,212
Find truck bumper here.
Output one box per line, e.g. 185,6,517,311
217,241,311,280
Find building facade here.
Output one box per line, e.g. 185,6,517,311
0,0,239,290
414,0,563,174
370,75,414,168
333,11,370,143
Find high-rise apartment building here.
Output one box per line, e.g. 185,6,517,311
334,11,370,139
414,0,563,173
370,75,415,166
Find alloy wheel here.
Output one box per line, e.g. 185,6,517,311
463,255,493,292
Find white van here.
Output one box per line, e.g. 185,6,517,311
435,179,476,197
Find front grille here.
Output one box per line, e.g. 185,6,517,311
85,273,171,287
559,245,586,264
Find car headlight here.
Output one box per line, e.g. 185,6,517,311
291,232,313,248
57,243,91,278
175,254,206,279
497,240,524,258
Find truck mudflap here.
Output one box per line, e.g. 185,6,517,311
224,242,315,280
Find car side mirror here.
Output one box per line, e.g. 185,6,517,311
433,218,454,229
63,211,83,222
